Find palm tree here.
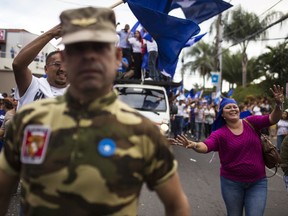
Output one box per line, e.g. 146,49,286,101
222,51,262,87
222,6,284,87
256,41,288,82
222,51,242,87
181,41,215,88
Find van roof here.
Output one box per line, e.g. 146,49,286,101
114,79,182,88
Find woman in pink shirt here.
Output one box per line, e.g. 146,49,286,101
171,85,284,216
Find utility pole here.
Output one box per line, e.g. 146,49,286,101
216,14,223,93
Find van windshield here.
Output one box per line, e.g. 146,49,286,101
116,87,167,112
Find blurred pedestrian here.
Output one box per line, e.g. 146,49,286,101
276,109,288,152
12,24,69,109
127,30,143,79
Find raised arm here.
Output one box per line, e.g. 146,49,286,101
169,134,208,153
12,24,61,97
269,85,285,125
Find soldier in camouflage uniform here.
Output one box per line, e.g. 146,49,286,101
0,6,190,216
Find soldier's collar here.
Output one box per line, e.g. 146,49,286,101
65,90,117,110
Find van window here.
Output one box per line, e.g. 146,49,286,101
116,87,167,112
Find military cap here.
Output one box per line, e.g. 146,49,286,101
60,7,118,44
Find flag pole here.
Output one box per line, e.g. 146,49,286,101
109,0,124,9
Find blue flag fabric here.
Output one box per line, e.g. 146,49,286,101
194,90,203,99
227,88,234,97
189,89,194,98
126,0,200,78
123,0,173,13
143,33,153,42
130,21,141,34
171,0,233,24
184,33,207,47
214,90,221,105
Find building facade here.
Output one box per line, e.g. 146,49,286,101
0,29,56,94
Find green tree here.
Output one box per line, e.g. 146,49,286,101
222,6,283,87
181,41,215,88
256,41,288,83
222,51,262,87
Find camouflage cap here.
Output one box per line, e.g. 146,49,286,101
60,7,118,44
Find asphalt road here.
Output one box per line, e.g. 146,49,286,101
138,144,288,216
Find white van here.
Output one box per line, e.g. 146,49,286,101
114,84,171,136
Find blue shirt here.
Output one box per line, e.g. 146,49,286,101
117,30,131,49
117,57,129,73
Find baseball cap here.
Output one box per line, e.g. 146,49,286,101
60,7,118,45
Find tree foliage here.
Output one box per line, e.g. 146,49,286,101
182,41,215,87
256,41,288,83
222,6,283,87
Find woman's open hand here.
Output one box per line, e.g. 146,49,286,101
270,85,284,105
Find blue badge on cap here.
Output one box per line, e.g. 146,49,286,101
98,138,116,157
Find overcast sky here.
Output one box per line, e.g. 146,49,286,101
1,0,287,54
2,0,287,88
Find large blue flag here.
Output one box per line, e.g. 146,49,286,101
170,0,233,24
126,0,200,78
123,0,173,13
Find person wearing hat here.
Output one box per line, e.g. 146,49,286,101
0,7,190,216
170,85,285,216
12,24,69,110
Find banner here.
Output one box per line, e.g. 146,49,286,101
210,71,220,86
0,29,6,42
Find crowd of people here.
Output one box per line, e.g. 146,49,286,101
0,5,288,216
116,24,163,81
0,93,17,152
169,93,288,145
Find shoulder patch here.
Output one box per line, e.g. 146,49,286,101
21,125,51,164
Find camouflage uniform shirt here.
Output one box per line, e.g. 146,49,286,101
0,90,177,216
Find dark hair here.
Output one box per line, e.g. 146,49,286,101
3,98,14,110
45,50,61,64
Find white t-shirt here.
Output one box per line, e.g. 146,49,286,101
15,76,68,110
128,37,142,53
253,105,262,115
144,39,158,52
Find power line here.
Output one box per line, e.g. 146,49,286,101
257,36,288,41
227,13,288,49
221,0,285,40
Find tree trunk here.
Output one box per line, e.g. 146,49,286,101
242,52,248,87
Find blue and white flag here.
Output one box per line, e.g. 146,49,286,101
214,90,221,105
130,21,143,34
227,88,234,97
170,0,233,24
194,90,203,99
126,0,200,78
211,72,219,86
189,88,194,99
184,33,207,47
